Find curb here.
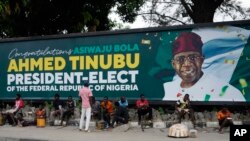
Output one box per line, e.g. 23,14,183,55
0,137,48,141
67,120,244,128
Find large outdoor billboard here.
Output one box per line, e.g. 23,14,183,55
0,21,250,102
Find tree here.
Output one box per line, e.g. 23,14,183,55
140,0,250,26
0,0,144,38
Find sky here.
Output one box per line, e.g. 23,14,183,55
109,0,250,29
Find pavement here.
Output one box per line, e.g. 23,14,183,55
0,123,230,141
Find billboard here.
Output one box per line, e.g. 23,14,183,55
1,21,250,102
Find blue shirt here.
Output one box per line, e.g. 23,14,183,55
118,100,128,108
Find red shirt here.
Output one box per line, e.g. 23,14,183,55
15,99,24,109
217,110,231,120
136,99,149,108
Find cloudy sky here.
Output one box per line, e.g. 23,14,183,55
109,0,250,29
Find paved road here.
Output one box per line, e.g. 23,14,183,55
0,125,229,141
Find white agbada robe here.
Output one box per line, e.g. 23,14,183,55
162,73,245,102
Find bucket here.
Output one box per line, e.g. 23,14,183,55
37,118,45,127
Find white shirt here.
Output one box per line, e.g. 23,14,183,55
162,73,246,102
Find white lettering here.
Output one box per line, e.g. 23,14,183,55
234,129,247,136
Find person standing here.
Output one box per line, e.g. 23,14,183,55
79,81,93,132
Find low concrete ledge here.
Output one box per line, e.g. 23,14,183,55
91,121,243,129
206,121,242,128
233,121,242,125
129,121,166,128
153,121,166,128
206,121,219,128
0,137,48,141
18,119,244,129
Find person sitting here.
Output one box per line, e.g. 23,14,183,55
217,107,234,133
16,113,30,127
100,96,113,128
136,94,152,125
6,94,24,126
118,96,128,108
36,104,46,118
175,94,196,127
34,104,46,124
61,96,75,126
91,96,101,120
111,102,129,128
49,94,64,123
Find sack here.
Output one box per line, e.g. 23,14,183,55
54,119,61,126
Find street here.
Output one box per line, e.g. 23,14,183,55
0,125,229,141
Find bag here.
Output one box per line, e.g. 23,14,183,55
54,119,61,126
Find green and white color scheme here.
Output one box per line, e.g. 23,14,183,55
1,20,250,102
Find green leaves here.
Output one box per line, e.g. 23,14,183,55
0,0,143,37
117,0,144,22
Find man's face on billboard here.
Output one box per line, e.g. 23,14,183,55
172,51,204,87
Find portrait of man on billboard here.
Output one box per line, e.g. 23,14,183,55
162,26,249,102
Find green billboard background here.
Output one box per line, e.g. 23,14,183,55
0,21,250,102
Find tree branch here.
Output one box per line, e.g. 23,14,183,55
217,7,234,19
214,0,224,7
155,1,181,5
180,0,194,20
138,12,186,24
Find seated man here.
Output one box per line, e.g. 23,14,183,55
35,104,46,120
91,96,101,120
136,94,152,125
49,94,64,123
6,94,24,126
61,96,75,126
217,107,234,133
16,113,30,127
111,102,129,128
175,94,196,127
100,96,113,128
